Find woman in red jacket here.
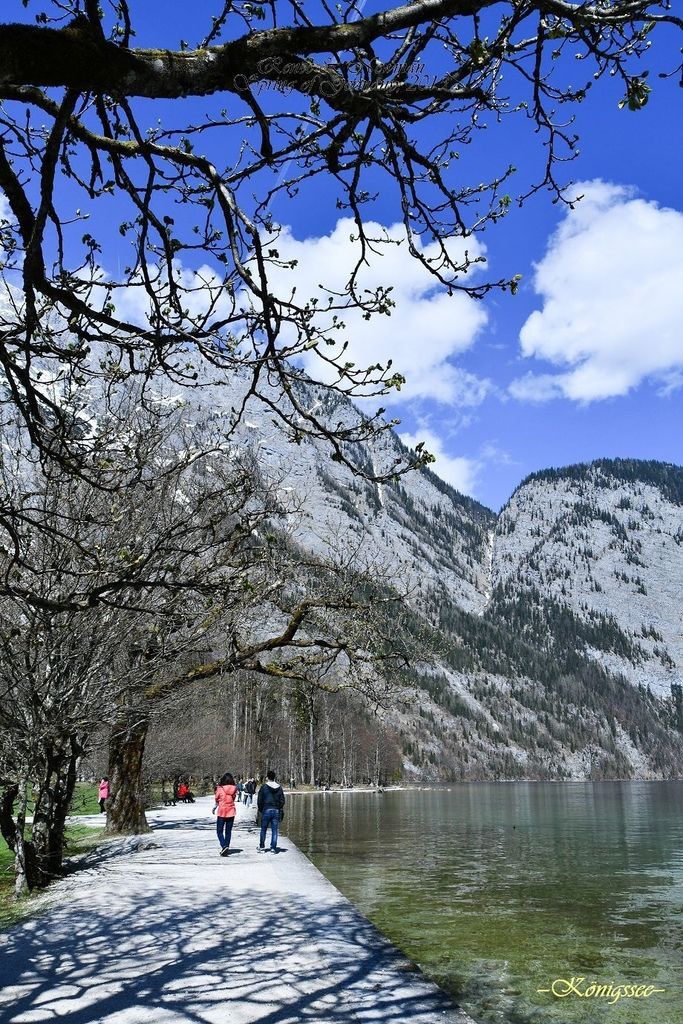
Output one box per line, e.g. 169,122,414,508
213,773,238,856
98,777,110,813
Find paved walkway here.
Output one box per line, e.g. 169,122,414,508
0,797,474,1024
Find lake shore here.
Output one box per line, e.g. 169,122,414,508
0,795,474,1024
287,781,683,1024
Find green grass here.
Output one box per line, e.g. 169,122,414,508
2,775,208,929
146,783,167,808
8,781,101,819
68,781,101,816
0,822,103,931
0,840,23,929
63,823,104,853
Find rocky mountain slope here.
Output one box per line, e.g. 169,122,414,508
194,380,683,780
234,384,496,615
492,460,683,698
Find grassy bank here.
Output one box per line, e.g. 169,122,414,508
1,823,104,929
68,781,102,816
0,787,104,931
1,777,211,929
0,840,24,929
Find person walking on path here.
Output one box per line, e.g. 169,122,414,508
213,773,238,856
257,770,285,852
243,777,256,807
98,777,109,813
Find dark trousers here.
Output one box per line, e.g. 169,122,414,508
260,807,280,850
99,798,106,813
217,816,235,849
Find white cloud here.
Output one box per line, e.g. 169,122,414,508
478,441,517,466
399,428,481,496
108,260,236,328
0,205,492,409
511,181,683,402
266,218,491,405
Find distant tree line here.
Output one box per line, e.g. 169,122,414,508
511,459,683,507
113,675,403,793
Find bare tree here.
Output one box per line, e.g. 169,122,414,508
0,594,146,893
0,391,283,877
0,389,410,878
144,678,403,791
0,2,678,501
111,532,411,833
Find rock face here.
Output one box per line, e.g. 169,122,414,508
168,381,683,779
234,385,495,616
492,460,683,699
230,381,683,777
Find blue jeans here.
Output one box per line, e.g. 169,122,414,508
260,807,280,850
217,816,235,849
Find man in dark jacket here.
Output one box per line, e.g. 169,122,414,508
257,770,285,852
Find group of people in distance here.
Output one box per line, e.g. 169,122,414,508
213,770,285,857
236,777,256,805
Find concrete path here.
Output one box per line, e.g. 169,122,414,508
0,797,474,1024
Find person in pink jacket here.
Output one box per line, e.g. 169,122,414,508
213,773,238,856
98,777,110,813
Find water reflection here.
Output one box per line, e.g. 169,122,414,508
287,782,683,1024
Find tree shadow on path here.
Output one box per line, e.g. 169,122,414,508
0,827,472,1024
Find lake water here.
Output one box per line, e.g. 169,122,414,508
286,782,683,1024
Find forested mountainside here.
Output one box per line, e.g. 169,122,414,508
151,381,683,782
492,459,683,698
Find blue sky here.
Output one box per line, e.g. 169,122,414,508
269,28,683,511
6,2,682,510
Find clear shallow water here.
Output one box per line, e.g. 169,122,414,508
286,782,683,1024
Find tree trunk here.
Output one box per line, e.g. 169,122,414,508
107,718,151,834
323,699,331,785
308,696,316,787
12,776,44,895
0,782,19,855
31,734,84,883
341,726,348,787
349,723,355,786
231,676,238,748
14,829,34,897
287,718,293,786
2,734,85,896
49,735,85,869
